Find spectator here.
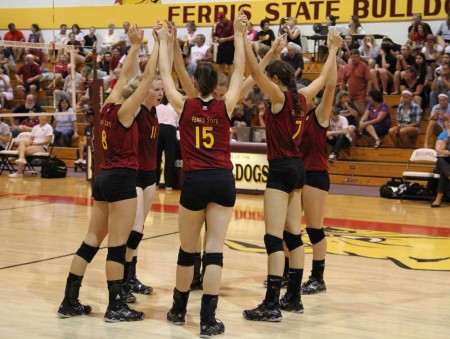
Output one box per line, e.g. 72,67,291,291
0,66,13,109
178,20,198,55
341,49,372,115
65,32,86,64
213,12,235,75
0,46,14,75
243,85,265,121
281,43,304,80
437,11,450,46
358,35,380,62
82,26,97,53
431,119,450,208
392,44,416,94
258,18,275,48
410,24,429,51
15,54,42,99
285,17,302,51
341,35,358,63
334,90,359,143
246,22,258,42
422,34,443,72
408,13,433,42
400,65,425,106
9,115,53,178
347,15,365,35
99,51,112,74
97,23,120,57
413,52,433,88
54,65,81,105
327,107,352,161
429,62,450,109
424,93,450,148
190,34,209,64
28,23,44,43
3,23,26,62
231,104,250,127
116,21,131,54
53,24,69,45
0,118,11,150
109,47,122,75
182,53,196,78
388,90,422,148
10,94,45,137
254,101,267,127
53,98,78,147
71,24,84,42
371,43,396,94
358,90,391,148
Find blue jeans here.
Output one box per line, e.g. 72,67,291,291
54,129,74,147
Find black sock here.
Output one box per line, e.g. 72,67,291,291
193,252,201,277
124,262,132,282
64,273,83,301
312,259,325,281
200,294,218,323
107,279,124,307
131,256,137,276
286,269,303,298
172,288,190,312
264,275,282,305
283,257,289,279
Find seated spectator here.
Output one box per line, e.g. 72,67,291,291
0,46,14,75
408,14,433,43
53,99,78,147
358,90,391,148
71,24,84,42
429,62,450,109
400,66,425,106
182,53,196,78
54,65,81,105
358,35,379,62
431,119,450,207
327,107,352,161
190,34,209,64
109,47,122,75
246,22,258,42
178,20,198,55
0,66,13,108
253,101,267,127
413,52,433,88
281,43,304,80
51,24,69,61
10,94,45,137
74,115,92,166
212,72,229,100
82,26,97,54
243,85,266,122
9,115,53,178
28,23,44,43
422,34,443,70
392,44,416,94
388,90,422,148
258,18,275,48
53,53,70,87
285,17,302,52
65,33,86,65
341,35,359,63
410,24,429,51
424,93,450,148
97,23,120,58
231,104,250,128
0,118,11,150
138,39,149,63
437,11,450,46
15,54,43,99
371,43,396,94
334,90,359,143
3,23,25,62
347,15,365,36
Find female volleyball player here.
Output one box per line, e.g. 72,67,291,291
57,24,158,322
156,11,246,337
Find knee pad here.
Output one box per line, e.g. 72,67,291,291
106,244,127,265
306,227,326,245
203,253,223,268
177,247,197,266
126,230,143,250
283,231,303,251
264,234,283,255
75,242,99,263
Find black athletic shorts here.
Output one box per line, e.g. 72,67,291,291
216,43,235,65
92,168,137,203
180,169,236,211
136,170,156,189
267,157,305,193
305,170,330,192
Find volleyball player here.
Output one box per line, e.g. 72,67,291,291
299,40,338,295
122,72,164,302
57,24,158,322
156,12,246,337
242,30,342,321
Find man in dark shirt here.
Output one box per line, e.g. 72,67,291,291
15,54,42,99
392,44,416,94
213,12,234,75
10,94,46,137
281,43,304,80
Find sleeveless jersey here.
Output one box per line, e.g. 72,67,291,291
136,105,159,171
301,108,328,171
265,91,307,161
179,98,232,171
99,103,138,170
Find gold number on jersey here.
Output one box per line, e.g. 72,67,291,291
150,126,157,139
292,120,303,139
101,130,108,150
195,126,215,148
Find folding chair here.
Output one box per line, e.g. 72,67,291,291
401,148,440,201
25,134,55,173
0,133,18,174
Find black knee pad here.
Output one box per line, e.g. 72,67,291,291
283,230,303,251
264,234,283,255
126,230,143,250
76,242,99,263
177,247,197,266
106,244,127,264
306,227,326,245
203,253,223,268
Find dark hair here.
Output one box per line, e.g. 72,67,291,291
31,23,40,32
327,15,336,26
380,43,392,53
405,65,417,77
265,60,303,116
350,49,360,56
260,18,270,29
57,98,71,112
368,90,383,103
8,23,15,29
350,15,362,29
186,20,196,31
72,24,81,33
60,23,67,29
194,63,218,96
414,52,428,79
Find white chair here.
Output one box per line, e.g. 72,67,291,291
401,148,440,201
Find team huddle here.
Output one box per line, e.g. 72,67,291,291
56,11,343,338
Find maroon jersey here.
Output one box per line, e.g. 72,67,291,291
301,108,328,171
179,98,232,171
136,105,159,171
99,103,138,170
265,91,307,161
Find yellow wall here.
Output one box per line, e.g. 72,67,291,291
0,0,447,30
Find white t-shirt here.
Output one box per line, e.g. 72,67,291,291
156,103,179,128
101,31,120,47
190,44,210,64
32,123,53,145
329,115,351,141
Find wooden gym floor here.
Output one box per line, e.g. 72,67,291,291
0,175,449,338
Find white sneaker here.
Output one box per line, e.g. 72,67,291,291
74,158,83,164
328,153,337,162
15,158,27,165
81,159,86,165
9,172,23,178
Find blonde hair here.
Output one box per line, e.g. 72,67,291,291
121,75,142,99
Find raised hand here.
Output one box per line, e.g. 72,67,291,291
128,24,144,46
327,29,342,50
165,20,178,41
156,25,169,41
234,8,248,34
275,34,287,56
